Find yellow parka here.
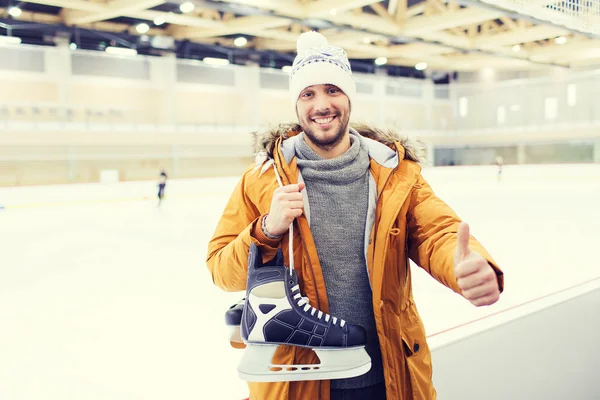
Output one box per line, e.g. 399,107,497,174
207,123,504,400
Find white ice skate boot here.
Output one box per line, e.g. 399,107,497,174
237,243,371,382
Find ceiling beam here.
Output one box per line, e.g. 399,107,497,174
171,15,292,40
0,7,164,36
328,12,401,36
304,0,386,17
21,0,102,12
132,10,223,28
212,0,299,18
22,0,223,28
369,3,391,19
529,39,600,60
418,30,475,49
477,25,568,47
395,0,408,23
402,8,504,35
428,0,447,14
499,16,519,31
0,7,62,23
388,0,398,15
62,0,165,25
406,0,448,18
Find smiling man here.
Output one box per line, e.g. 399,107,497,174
207,31,504,400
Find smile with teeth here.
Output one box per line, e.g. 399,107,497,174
313,116,336,124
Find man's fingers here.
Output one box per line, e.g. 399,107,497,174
461,279,496,299
277,192,304,202
277,183,304,193
470,292,500,307
454,221,471,261
457,263,496,291
454,255,487,278
285,200,304,209
298,182,305,192
286,208,303,218
456,257,493,280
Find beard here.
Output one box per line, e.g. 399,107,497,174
299,106,351,149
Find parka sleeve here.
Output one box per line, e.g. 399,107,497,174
206,168,282,292
406,172,504,295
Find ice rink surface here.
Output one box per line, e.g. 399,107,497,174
1,164,598,400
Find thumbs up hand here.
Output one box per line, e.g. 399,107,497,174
454,222,500,307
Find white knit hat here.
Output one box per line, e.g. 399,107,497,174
289,31,356,107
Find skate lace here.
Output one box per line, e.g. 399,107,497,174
271,164,346,328
290,285,346,327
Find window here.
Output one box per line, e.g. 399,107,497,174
544,97,558,120
459,97,468,117
567,84,576,107
497,106,506,124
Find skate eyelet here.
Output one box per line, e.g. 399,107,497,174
289,280,293,285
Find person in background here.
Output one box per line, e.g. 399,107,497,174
157,169,167,206
496,155,504,181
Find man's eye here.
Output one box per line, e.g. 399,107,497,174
328,88,340,93
302,92,313,97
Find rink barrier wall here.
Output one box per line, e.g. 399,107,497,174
430,277,600,399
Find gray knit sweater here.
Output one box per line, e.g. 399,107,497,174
294,133,385,389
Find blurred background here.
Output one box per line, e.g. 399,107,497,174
1,1,599,399
0,0,599,186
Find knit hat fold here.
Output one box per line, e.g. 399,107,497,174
289,31,356,107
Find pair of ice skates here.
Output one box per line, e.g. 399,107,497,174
225,243,371,382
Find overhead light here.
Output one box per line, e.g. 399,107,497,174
512,44,521,52
69,42,77,50
330,9,337,15
180,2,195,13
8,7,22,18
363,37,371,44
415,62,427,70
153,16,166,26
136,23,150,34
233,37,247,47
105,46,138,56
203,57,230,66
554,36,567,45
374,57,387,66
282,65,292,73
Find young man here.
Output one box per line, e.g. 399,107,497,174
207,31,504,400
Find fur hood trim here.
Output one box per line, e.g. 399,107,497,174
251,122,425,163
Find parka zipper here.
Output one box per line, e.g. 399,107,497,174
376,159,418,397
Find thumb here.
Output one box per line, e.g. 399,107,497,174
297,182,305,192
455,221,471,262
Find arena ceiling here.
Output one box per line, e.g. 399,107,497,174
1,0,599,76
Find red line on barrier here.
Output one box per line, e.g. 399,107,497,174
426,276,600,338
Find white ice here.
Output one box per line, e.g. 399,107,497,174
0,164,599,400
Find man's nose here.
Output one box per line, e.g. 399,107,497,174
313,93,331,114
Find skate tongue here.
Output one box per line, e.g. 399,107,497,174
262,248,285,268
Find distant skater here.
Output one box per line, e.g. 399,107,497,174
496,156,504,181
157,170,167,206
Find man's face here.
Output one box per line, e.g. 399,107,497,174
296,84,350,148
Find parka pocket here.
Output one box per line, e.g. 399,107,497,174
401,333,421,358
401,304,436,399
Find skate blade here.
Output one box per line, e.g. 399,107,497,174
238,360,372,382
237,344,372,382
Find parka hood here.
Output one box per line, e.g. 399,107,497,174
251,122,426,164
